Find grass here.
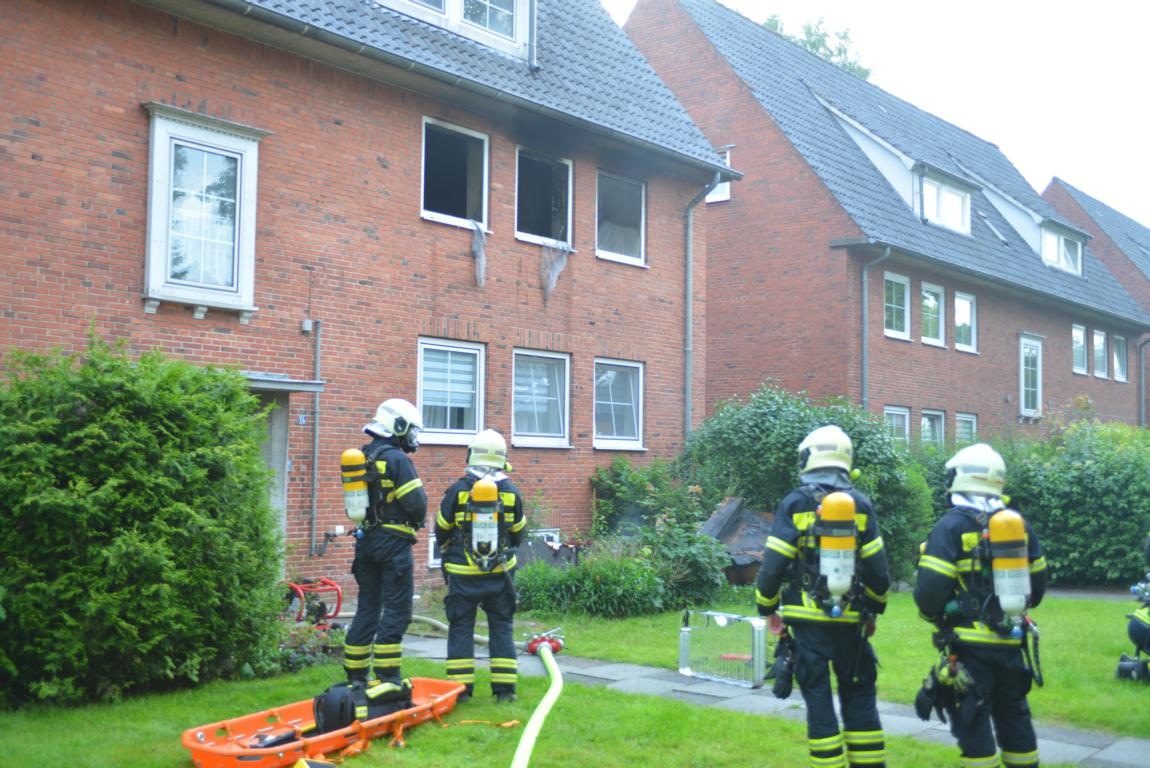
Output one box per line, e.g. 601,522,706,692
0,587,1137,766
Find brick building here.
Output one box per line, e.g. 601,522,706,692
1043,178,1150,424
0,0,732,590
626,0,1150,444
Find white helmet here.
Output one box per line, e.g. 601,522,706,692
945,443,1006,497
364,398,422,451
798,425,853,474
468,429,508,469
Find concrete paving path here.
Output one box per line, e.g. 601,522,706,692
401,634,1150,767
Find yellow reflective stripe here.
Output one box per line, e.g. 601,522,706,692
793,511,816,530
1030,555,1047,573
436,510,453,528
960,755,1000,768
510,517,527,533
755,589,780,609
1002,749,1039,766
1133,607,1150,626
444,555,518,576
863,585,887,604
766,535,797,559
809,733,843,751
961,531,980,551
394,477,423,499
844,730,883,746
456,490,470,505
919,554,957,579
954,557,975,574
859,536,884,559
500,491,516,505
381,523,416,537
855,512,868,533
953,623,1022,646
784,604,863,623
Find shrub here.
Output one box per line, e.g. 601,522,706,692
681,384,935,583
0,335,284,706
517,543,667,617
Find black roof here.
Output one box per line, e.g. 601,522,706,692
1053,178,1150,284
140,0,731,177
678,0,1149,327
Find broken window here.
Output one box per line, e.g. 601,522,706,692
422,118,488,228
516,149,571,245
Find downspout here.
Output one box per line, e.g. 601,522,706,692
860,247,891,410
683,172,722,439
1140,337,1150,426
527,0,539,72
309,319,323,556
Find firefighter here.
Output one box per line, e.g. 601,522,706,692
914,443,1048,767
1117,533,1150,681
436,429,526,703
755,425,891,767
343,398,427,685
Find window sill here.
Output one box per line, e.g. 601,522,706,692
595,250,647,268
421,211,490,234
921,339,947,349
883,331,911,341
516,232,574,251
954,346,979,355
511,438,571,449
143,296,256,324
593,441,646,452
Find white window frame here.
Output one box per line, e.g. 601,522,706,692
955,413,977,444
417,338,485,446
1093,329,1108,379
705,147,732,203
921,282,945,346
143,103,266,322
1071,324,1088,374
512,349,570,448
954,292,978,353
421,117,489,230
883,272,910,340
1020,334,1044,418
921,176,970,234
596,170,646,266
883,406,910,445
515,147,573,247
921,409,945,450
593,358,645,451
381,0,529,57
1041,227,1083,276
1114,335,1128,382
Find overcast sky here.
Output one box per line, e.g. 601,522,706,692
602,0,1150,227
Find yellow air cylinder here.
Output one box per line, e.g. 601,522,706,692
989,509,1030,619
469,476,501,566
818,491,857,611
341,448,369,523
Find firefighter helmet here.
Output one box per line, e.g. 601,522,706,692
945,443,1006,497
364,398,422,451
468,429,508,469
798,425,853,474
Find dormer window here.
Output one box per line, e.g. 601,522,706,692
1041,227,1082,275
921,175,969,234
381,0,526,56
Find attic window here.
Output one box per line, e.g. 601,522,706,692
381,1,526,56
921,176,969,234
1041,227,1082,275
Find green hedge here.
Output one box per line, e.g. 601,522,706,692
0,336,285,706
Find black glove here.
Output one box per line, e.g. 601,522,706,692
771,635,795,700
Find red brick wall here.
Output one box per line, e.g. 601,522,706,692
0,0,712,593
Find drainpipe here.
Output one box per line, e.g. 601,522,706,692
1140,337,1150,426
309,319,323,556
527,0,539,72
860,247,891,411
683,172,722,438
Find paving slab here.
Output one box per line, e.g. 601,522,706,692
1084,737,1150,767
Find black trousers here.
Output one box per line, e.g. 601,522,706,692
343,530,414,682
444,571,517,695
792,622,884,767
946,644,1038,767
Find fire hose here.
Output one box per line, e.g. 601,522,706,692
510,630,564,768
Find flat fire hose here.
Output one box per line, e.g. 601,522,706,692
510,630,564,768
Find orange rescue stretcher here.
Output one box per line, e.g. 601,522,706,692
181,677,464,768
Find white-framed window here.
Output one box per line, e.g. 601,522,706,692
417,338,485,445
1072,324,1088,374
515,148,572,247
143,103,267,321
954,292,977,353
594,358,644,450
421,117,489,230
921,282,945,346
883,272,910,340
883,406,910,445
596,170,646,265
382,0,528,57
1041,227,1083,276
705,147,732,204
1093,329,1108,379
1114,335,1128,382
512,349,569,448
921,176,970,234
921,410,945,450
1020,334,1043,418
955,413,977,444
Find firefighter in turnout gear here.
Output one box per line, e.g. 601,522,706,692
436,429,526,703
914,443,1048,768
343,398,428,685
1116,533,1150,681
755,425,891,767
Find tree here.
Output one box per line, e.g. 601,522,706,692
765,15,871,81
